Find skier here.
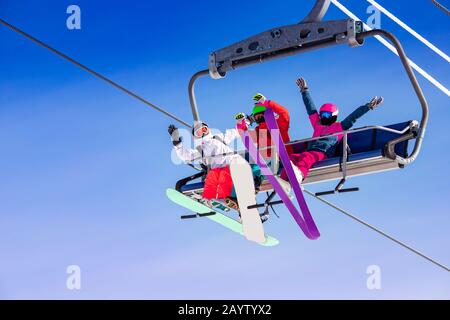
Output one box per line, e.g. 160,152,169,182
249,93,294,158
281,77,384,182
235,96,294,198
168,121,243,209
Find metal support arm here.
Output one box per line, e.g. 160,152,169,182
301,0,331,23
356,30,428,165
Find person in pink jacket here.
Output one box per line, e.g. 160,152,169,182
281,77,384,183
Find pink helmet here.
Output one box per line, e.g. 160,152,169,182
319,103,339,116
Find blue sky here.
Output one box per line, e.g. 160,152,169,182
0,0,449,299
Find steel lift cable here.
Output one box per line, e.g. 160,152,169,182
0,18,192,128
330,0,450,97
431,0,450,15
367,0,450,63
304,189,450,272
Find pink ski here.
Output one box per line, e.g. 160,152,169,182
264,108,320,239
237,126,317,240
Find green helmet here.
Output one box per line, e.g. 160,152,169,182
252,105,266,116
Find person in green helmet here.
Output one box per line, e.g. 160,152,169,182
243,93,293,158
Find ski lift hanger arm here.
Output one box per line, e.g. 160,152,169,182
355,29,428,165
301,0,331,23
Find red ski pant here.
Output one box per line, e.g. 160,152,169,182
202,167,233,200
281,150,327,180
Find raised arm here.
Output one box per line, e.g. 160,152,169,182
168,124,201,163
296,77,318,127
341,96,384,130
252,93,290,125
301,90,317,116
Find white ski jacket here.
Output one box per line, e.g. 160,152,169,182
174,129,240,169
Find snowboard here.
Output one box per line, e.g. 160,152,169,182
166,188,279,246
229,156,266,244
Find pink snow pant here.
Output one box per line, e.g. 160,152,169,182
281,150,327,181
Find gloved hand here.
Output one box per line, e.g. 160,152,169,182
235,112,254,125
235,113,249,131
368,96,384,110
168,124,182,146
246,114,256,126
253,93,268,106
296,77,308,92
234,112,246,122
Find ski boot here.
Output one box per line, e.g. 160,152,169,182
224,196,239,211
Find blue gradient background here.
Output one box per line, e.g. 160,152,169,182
0,0,449,299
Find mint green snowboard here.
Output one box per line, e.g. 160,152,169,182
166,188,279,246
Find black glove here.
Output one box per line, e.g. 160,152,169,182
296,77,308,92
367,96,384,110
168,124,182,146
246,114,256,126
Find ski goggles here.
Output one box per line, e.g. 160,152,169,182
194,126,209,138
319,111,333,119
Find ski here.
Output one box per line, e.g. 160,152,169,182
166,188,279,246
264,108,320,239
237,127,316,239
229,156,266,244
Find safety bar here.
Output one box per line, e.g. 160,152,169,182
285,123,413,146
189,122,414,162
342,130,348,180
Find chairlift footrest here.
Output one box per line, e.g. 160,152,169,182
248,199,284,210
315,187,360,197
315,190,336,197
337,187,360,193
181,212,216,219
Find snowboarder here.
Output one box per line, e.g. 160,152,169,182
281,77,384,182
168,121,242,209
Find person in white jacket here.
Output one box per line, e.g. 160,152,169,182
168,121,242,204
170,121,241,169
